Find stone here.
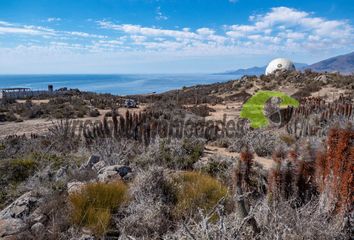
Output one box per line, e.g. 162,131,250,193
314,75,329,84
86,155,100,168
55,165,69,181
30,222,45,236
97,165,132,182
67,181,86,194
0,218,27,237
0,192,39,220
77,234,95,240
92,161,106,172
29,208,47,223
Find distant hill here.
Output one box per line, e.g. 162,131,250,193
220,52,354,76
220,63,308,76
304,52,354,74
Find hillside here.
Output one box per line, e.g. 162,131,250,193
221,51,354,75
0,71,353,239
305,51,354,74
221,63,308,75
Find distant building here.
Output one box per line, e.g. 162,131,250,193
0,85,60,102
265,58,296,75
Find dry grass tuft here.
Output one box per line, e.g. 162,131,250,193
172,171,228,220
69,181,128,236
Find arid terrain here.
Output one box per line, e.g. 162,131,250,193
0,70,353,240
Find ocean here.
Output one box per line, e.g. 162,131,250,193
0,74,241,95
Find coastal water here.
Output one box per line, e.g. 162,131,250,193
0,74,241,95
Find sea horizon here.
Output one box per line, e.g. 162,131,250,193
0,73,241,96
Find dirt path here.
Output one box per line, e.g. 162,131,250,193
0,105,147,138
202,145,274,170
206,101,243,121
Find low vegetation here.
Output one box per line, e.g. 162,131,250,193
171,171,228,220
69,181,128,236
0,71,352,239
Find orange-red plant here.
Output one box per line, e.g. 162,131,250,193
315,127,354,213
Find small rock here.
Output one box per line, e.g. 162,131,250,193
0,218,27,237
82,155,100,169
55,165,69,181
78,234,95,240
314,75,329,84
97,165,132,182
92,161,106,172
0,192,39,220
29,208,47,224
67,181,86,194
31,222,45,236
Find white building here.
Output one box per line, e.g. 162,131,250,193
265,58,296,75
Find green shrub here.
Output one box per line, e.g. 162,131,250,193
69,181,128,236
8,158,37,182
172,171,228,220
182,139,204,168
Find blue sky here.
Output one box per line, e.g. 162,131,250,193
0,0,353,74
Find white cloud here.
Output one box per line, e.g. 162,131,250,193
156,7,168,21
69,31,106,39
196,28,215,35
0,21,13,26
225,7,353,51
98,21,200,39
0,24,55,35
1,7,353,73
47,18,61,22
95,7,353,56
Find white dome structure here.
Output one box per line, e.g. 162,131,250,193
265,58,296,75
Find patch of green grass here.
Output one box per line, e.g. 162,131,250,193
7,158,38,182
240,91,299,128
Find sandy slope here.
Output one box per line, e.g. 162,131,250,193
202,145,274,170
0,105,147,138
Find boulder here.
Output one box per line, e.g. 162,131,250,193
0,192,39,220
0,218,27,237
97,165,132,182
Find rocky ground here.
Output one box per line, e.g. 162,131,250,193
0,70,353,239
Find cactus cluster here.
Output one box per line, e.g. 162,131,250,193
268,127,353,213
286,96,353,138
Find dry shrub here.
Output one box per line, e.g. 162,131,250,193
37,192,71,240
228,130,280,157
172,171,228,220
280,134,296,146
118,167,175,238
135,138,205,170
165,199,349,240
69,181,128,236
